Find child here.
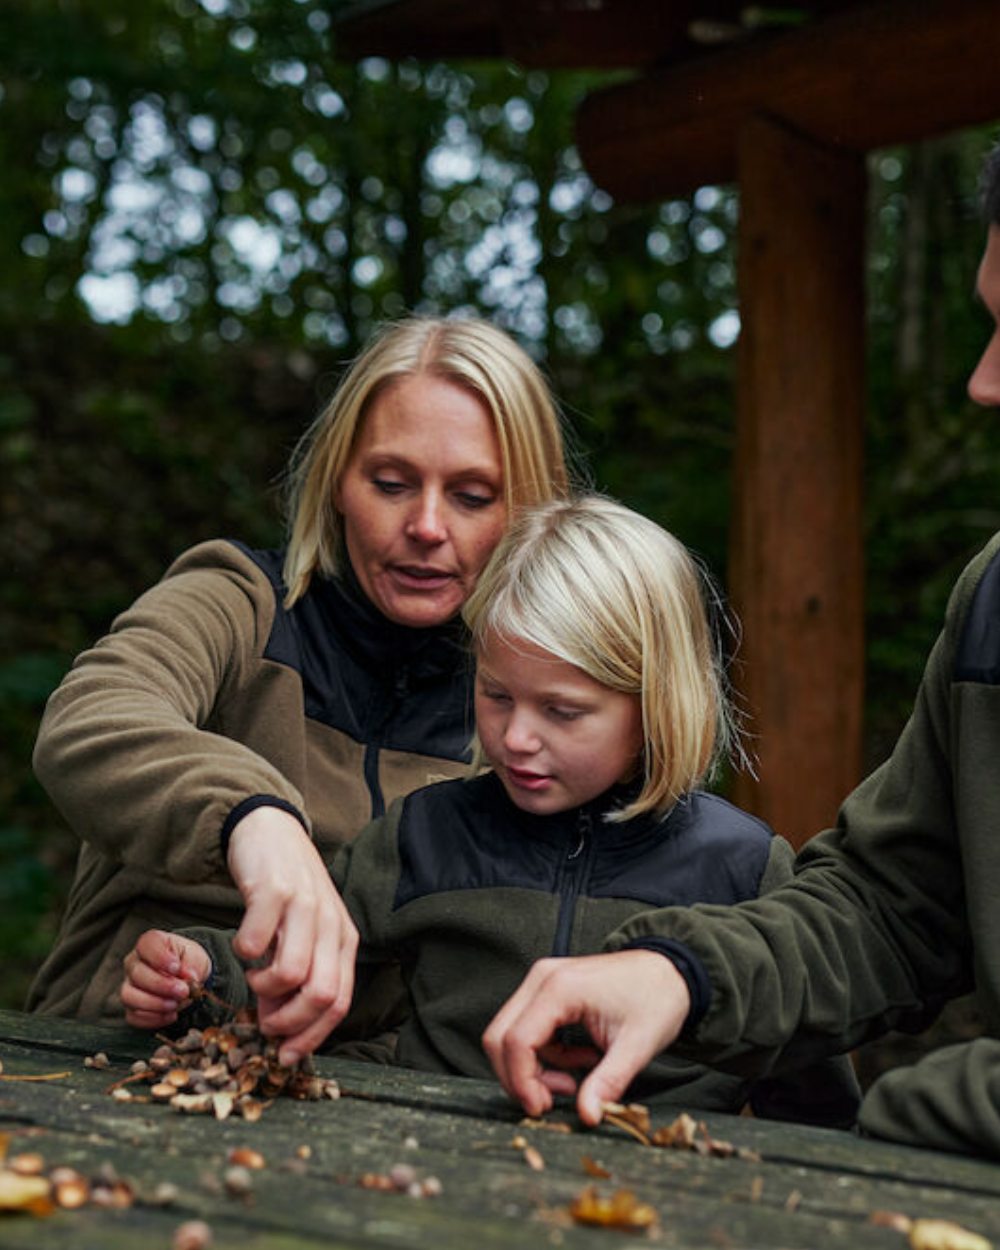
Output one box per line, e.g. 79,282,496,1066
121,496,859,1124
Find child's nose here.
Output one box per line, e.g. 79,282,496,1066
503,710,540,753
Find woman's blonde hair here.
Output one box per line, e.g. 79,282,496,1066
462,495,740,821
282,316,570,606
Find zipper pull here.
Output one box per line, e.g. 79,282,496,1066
567,810,590,860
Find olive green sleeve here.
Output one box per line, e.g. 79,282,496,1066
743,837,862,1127
33,540,308,883
860,1039,1000,1157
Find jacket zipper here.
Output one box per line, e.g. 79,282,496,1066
363,665,411,819
551,809,593,957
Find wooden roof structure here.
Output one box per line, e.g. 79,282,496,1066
334,0,1000,845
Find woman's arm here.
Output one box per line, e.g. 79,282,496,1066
34,541,306,882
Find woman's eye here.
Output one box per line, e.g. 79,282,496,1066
373,478,407,495
455,491,495,510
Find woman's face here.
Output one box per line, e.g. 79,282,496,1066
336,372,507,628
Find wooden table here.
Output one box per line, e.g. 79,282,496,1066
1,1008,998,1249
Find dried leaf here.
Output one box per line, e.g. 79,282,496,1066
212,1093,235,1121
601,1104,651,1146
909,1218,993,1250
519,1117,572,1134
522,1145,545,1172
581,1155,613,1179
871,1210,913,1233
649,1112,698,1149
602,1102,651,1135
569,1185,657,1231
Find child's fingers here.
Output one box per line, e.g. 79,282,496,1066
123,947,192,1003
123,1002,180,1030
132,929,209,982
120,979,181,1028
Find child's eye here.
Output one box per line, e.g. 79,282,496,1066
480,686,510,704
549,706,583,722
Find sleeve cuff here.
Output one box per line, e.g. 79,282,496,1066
621,936,712,1032
219,795,310,862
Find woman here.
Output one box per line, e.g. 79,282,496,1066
29,315,570,1063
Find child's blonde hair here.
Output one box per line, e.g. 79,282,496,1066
281,316,569,607
462,495,739,821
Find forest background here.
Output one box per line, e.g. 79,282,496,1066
2,1,998,1075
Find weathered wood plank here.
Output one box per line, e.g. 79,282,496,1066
4,1010,1000,1250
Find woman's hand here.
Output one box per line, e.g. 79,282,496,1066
121,929,211,1029
482,950,692,1126
226,806,359,1067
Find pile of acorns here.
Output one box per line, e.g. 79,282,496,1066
107,1010,341,1120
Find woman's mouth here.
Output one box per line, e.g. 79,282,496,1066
390,564,455,590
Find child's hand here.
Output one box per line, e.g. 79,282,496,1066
120,930,212,1029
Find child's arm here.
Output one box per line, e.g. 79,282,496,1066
120,929,212,1029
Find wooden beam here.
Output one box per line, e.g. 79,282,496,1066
500,0,703,70
576,0,1000,201
728,117,865,846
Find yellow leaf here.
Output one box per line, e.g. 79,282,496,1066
0,1169,54,1216
910,1218,993,1250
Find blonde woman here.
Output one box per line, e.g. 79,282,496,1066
31,316,569,1064
126,495,859,1124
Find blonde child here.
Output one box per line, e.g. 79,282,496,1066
122,496,858,1123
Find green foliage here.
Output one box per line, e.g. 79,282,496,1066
2,1,998,1007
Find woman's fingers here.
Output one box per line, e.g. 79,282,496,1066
227,806,360,1060
252,912,358,1064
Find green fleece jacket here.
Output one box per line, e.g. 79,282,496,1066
609,532,1000,1156
190,773,860,1125
28,539,471,1021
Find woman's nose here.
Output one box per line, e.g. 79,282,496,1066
968,333,1000,408
405,491,447,544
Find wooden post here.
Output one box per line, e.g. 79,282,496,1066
728,116,865,846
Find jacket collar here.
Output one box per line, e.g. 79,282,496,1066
311,557,468,683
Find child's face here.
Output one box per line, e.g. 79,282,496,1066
475,631,644,816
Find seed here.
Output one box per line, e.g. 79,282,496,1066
421,1176,443,1197
153,1181,179,1205
111,1087,133,1102
172,1219,213,1250
10,1153,45,1175
389,1163,417,1190
296,1145,311,1160
224,1166,253,1197
131,1059,150,1075
228,1147,265,1170
54,1176,90,1208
